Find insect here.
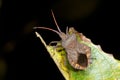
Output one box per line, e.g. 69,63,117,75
34,10,91,70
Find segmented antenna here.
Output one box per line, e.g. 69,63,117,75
33,10,63,37
51,10,62,33
33,27,60,35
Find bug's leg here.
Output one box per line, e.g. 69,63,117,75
88,57,96,64
49,41,63,56
49,41,62,49
49,41,59,46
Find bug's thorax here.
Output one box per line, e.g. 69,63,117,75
60,33,77,49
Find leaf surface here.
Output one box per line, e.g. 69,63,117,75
35,28,120,80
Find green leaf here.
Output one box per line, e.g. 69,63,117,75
35,28,120,80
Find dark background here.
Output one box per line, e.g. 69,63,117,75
0,0,120,80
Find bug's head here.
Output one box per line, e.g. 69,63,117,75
34,10,68,40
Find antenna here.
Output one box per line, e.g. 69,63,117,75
33,27,60,35
51,10,62,33
66,26,69,34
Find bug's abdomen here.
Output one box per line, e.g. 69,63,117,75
67,51,88,70
66,43,91,70
66,50,80,69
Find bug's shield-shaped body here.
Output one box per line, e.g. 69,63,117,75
34,10,91,70
61,30,91,70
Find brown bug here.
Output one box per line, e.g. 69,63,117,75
34,10,91,70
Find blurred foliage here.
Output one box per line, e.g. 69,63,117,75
0,58,7,80
53,0,100,20
0,0,2,8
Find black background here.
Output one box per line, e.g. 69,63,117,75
1,0,120,80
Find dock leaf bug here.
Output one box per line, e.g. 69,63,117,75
34,10,91,70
